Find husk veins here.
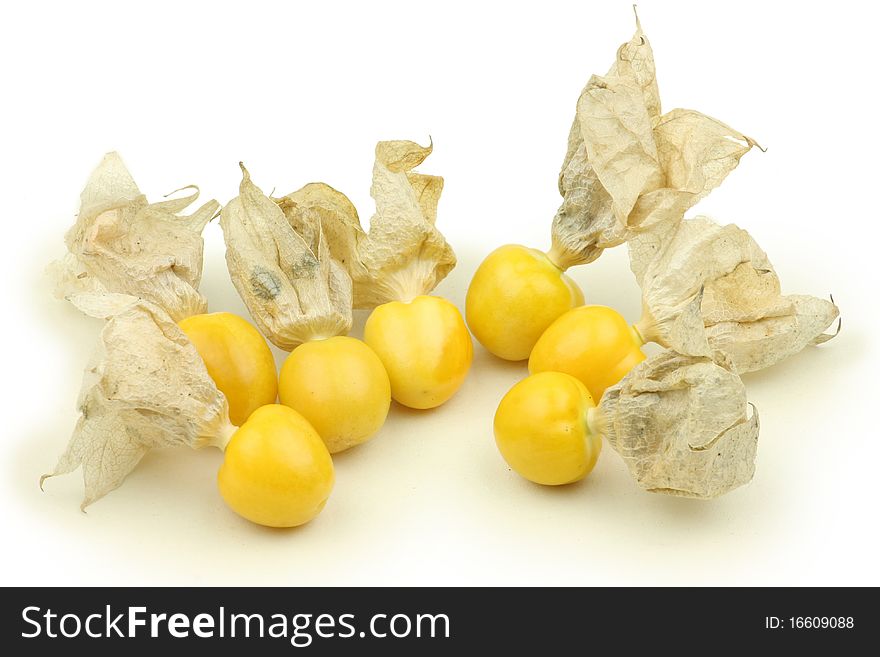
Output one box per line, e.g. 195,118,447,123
51,152,219,322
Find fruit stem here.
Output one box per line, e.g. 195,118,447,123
630,323,645,347
585,407,605,436
633,310,657,346
374,262,434,304
544,245,571,272
212,419,238,451
299,317,350,344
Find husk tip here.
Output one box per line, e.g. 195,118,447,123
162,184,199,200
823,294,842,340
747,402,759,422
632,4,646,43
746,135,768,153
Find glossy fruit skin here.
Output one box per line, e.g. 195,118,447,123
465,244,583,361
178,312,278,426
529,305,645,403
278,336,391,453
494,372,601,486
363,295,473,410
218,404,334,528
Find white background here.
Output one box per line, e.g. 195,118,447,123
1,0,877,586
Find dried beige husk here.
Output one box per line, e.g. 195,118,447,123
631,216,840,372
548,17,757,270
221,165,353,350
596,349,759,498
275,182,363,274
51,152,219,322
41,293,235,510
286,139,455,309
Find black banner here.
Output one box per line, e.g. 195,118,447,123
0,587,869,653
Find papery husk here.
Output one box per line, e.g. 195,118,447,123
631,216,840,372
51,152,219,322
597,349,759,498
548,18,756,270
287,140,455,309
221,165,352,350
41,294,234,510
275,182,364,274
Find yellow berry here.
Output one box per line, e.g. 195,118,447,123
178,312,278,426
494,372,601,486
364,295,473,410
529,305,645,402
217,404,334,528
278,336,390,454
466,244,583,361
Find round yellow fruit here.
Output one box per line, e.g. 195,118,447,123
178,312,278,426
466,244,583,361
364,295,473,410
494,372,602,486
217,404,334,528
529,305,645,403
278,336,391,453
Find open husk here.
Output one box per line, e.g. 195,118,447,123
41,294,234,510
51,152,219,321
631,216,840,372
276,139,455,309
548,17,756,270
221,165,353,350
597,348,759,498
